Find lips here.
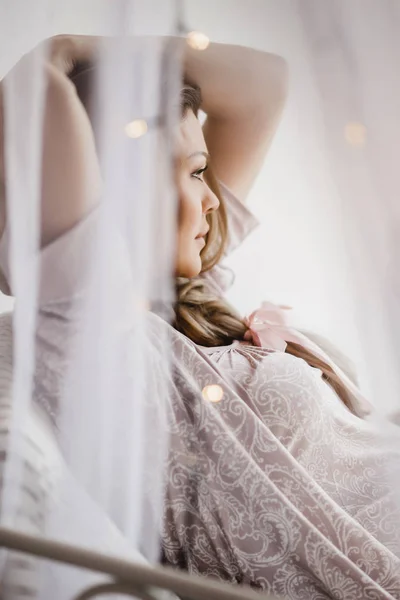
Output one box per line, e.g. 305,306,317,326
195,227,209,240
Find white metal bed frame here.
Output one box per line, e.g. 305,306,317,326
0,527,280,599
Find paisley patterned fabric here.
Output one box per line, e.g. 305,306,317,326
32,297,400,598
2,186,400,599
160,335,400,598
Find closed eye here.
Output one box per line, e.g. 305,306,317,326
192,165,208,181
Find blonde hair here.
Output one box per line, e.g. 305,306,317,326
174,83,357,414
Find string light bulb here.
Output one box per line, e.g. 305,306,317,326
186,31,210,51
125,119,148,139
202,384,223,403
344,122,367,147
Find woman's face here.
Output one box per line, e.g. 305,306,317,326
175,110,219,278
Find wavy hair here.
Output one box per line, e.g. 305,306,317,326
174,82,357,414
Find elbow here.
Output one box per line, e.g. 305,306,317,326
251,53,289,119
274,55,289,98
260,53,289,104
235,48,289,117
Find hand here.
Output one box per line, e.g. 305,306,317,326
48,35,99,76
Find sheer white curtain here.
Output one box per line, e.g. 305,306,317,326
0,1,179,597
297,0,400,415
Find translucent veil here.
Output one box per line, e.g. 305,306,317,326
0,0,181,597
1,1,400,599
298,0,400,418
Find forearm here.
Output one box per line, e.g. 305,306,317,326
51,35,287,118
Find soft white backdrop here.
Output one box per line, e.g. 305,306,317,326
0,0,377,392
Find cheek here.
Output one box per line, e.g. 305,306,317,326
178,181,202,237
175,181,204,277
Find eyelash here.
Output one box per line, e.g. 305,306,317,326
192,165,208,181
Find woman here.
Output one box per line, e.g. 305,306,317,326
1,35,400,599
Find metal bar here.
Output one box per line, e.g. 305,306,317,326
74,581,158,600
0,527,280,600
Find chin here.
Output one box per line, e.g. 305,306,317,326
176,254,202,279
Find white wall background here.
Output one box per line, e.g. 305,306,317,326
0,0,364,365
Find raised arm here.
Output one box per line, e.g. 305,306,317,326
0,34,287,249
0,36,101,248
184,42,288,202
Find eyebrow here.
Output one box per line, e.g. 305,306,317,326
187,151,210,161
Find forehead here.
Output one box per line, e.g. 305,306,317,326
177,110,208,158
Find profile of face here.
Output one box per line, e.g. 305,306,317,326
175,109,220,278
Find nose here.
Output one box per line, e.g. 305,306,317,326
202,185,220,215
